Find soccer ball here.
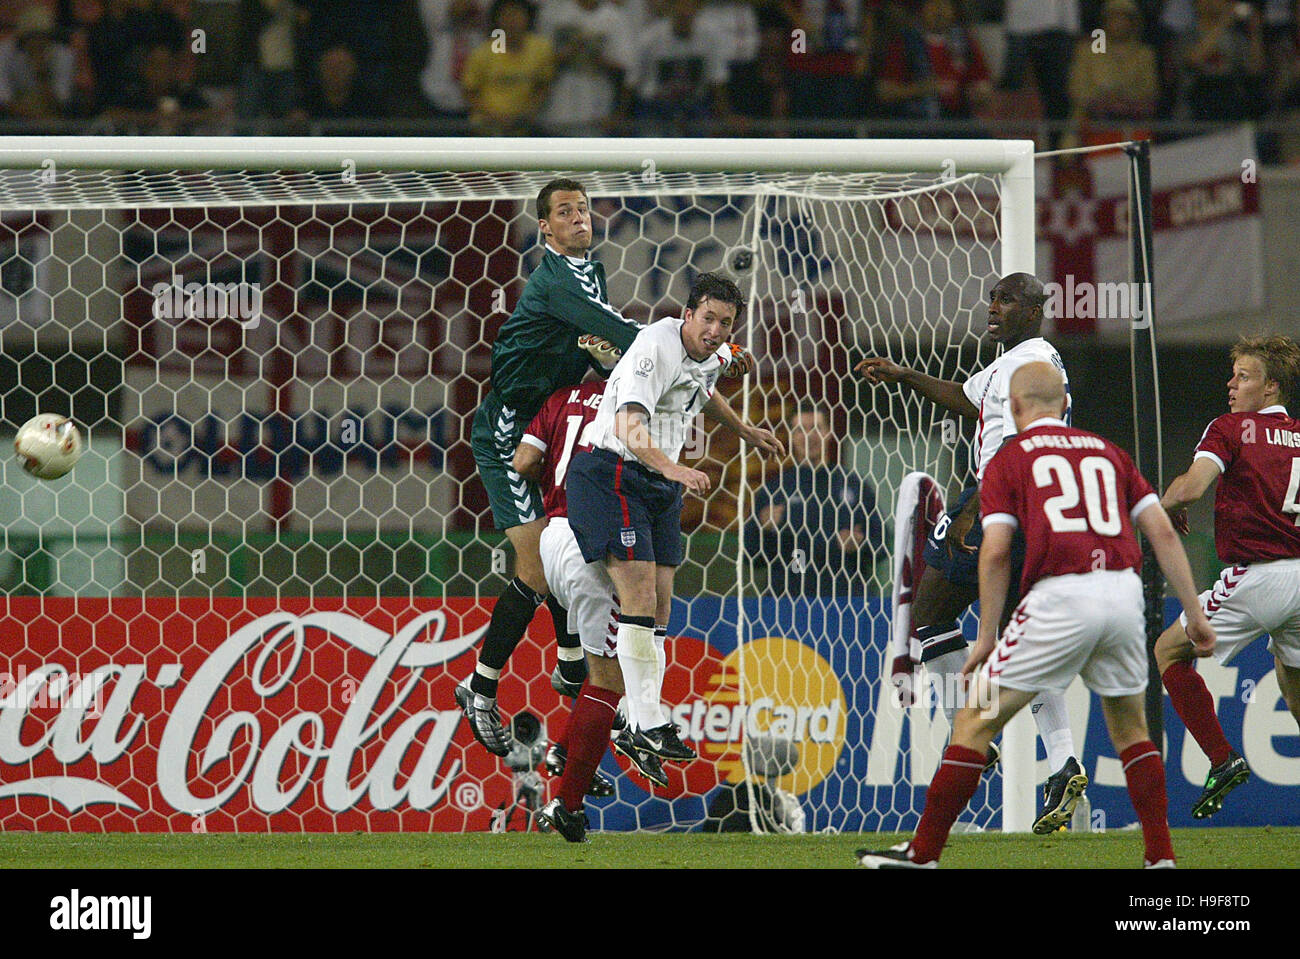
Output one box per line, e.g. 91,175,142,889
14,414,83,480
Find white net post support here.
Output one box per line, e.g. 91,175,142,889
997,145,1037,835
0,136,1036,835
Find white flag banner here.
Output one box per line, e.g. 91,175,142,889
1037,126,1263,337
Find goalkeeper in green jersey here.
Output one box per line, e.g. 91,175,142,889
457,177,754,755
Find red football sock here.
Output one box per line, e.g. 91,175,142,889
1121,741,1176,864
910,744,986,863
1162,659,1234,767
556,708,570,751
557,681,621,812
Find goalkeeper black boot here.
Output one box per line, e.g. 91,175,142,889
855,842,937,869
1033,756,1088,835
538,798,589,843
542,742,616,798
1191,751,1250,819
612,728,669,789
634,723,696,762
550,664,583,699
454,680,511,757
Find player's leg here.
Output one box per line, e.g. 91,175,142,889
860,568,1099,868
633,481,695,760
604,555,662,734
911,488,982,722
607,473,694,761
540,653,625,843
912,564,978,666
539,520,631,839
912,683,1036,861
605,587,670,788
911,561,1001,769
1099,693,1176,867
1030,689,1087,834
564,445,659,728
455,518,549,755
912,568,1004,772
994,531,1082,803
538,520,614,798
1156,569,1262,817
857,678,1037,868
1081,576,1175,865
1276,656,1300,728
1155,618,1238,767
912,567,978,717
654,562,675,700
1268,586,1300,728
546,590,587,698
623,562,695,761
459,399,550,755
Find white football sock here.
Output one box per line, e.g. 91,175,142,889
1031,691,1077,771
922,648,969,726
616,619,665,731
654,624,667,706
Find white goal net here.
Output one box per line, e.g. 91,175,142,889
0,137,1034,834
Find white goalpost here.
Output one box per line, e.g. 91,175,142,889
0,136,1037,835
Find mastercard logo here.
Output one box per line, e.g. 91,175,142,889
648,635,846,797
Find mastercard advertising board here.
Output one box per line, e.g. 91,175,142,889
0,595,1291,831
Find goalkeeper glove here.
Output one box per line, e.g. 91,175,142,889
578,333,622,368
890,654,919,708
720,343,755,379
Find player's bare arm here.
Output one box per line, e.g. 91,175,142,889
702,392,785,458
614,404,711,494
854,357,979,419
511,442,544,483
964,521,1014,675
1160,458,1222,534
1136,502,1216,656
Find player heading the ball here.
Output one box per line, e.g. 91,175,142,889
457,178,754,758
538,273,784,842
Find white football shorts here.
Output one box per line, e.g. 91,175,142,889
984,569,1147,697
540,516,619,658
1179,557,1300,668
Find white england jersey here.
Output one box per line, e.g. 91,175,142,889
584,317,728,470
962,336,1070,480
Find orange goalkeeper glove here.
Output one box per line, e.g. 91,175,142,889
578,333,623,368
720,343,755,379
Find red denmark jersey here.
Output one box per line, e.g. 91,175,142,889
1194,407,1300,564
981,419,1158,595
521,380,604,518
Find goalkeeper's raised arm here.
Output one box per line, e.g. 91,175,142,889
853,356,979,419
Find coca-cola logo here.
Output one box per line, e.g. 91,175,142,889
0,608,485,817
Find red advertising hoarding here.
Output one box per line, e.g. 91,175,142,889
0,597,540,832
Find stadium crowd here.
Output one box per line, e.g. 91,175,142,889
0,0,1297,157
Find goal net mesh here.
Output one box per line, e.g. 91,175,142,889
0,162,1004,834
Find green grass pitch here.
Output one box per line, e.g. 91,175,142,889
0,827,1293,869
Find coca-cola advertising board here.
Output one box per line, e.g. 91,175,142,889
0,597,519,832
0,596,726,832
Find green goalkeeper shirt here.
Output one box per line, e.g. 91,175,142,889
489,246,643,420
